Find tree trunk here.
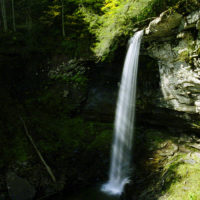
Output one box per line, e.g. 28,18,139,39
11,0,16,32
1,0,7,32
26,0,32,31
61,0,65,37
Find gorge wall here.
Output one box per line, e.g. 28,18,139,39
144,9,200,115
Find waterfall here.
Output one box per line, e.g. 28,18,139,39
101,30,143,195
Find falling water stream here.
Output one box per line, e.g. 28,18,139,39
101,30,144,195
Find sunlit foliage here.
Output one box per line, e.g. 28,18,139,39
79,0,183,59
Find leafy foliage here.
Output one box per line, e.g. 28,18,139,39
0,0,199,61
79,0,186,60
0,0,103,59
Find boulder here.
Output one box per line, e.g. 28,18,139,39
0,194,6,200
145,11,182,39
6,172,36,200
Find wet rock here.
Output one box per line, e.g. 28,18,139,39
184,159,196,165
178,145,191,153
158,142,178,156
6,172,36,200
143,9,200,120
179,9,200,31
146,34,200,114
188,143,200,150
84,87,116,120
83,62,121,121
178,134,193,143
187,10,200,24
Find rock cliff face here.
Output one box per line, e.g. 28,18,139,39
144,10,200,115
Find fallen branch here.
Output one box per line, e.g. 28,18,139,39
19,116,56,183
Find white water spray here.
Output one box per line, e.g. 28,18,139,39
101,30,143,195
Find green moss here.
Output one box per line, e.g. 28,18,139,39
166,163,200,199
161,152,200,200
13,136,29,162
134,128,200,200
192,121,200,129
144,129,169,149
173,34,196,63
28,110,113,159
87,129,112,152
0,130,30,168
